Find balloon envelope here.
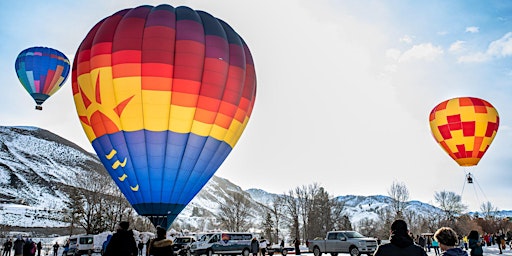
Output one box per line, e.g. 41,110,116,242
429,97,499,167
15,46,70,110
72,4,256,228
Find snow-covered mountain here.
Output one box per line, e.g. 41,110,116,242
0,126,510,232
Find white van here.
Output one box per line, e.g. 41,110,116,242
66,235,94,256
190,232,253,256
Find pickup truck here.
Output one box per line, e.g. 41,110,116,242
307,231,378,256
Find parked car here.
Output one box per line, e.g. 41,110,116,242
266,244,294,256
190,232,253,256
307,231,378,256
173,236,197,256
65,235,94,256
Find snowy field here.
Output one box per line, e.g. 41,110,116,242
2,238,510,256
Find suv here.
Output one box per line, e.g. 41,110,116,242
173,236,197,256
66,235,94,256
190,232,253,256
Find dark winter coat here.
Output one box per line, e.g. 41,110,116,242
22,240,36,256
250,239,259,254
13,239,24,256
147,238,173,256
442,247,468,256
3,240,12,251
468,238,483,256
104,229,138,256
374,232,427,256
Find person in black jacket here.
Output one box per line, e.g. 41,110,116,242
104,221,138,256
374,219,427,256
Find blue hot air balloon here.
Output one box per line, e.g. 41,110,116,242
15,46,70,110
72,5,256,228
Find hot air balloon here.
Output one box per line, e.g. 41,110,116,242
15,46,70,110
72,4,256,228
429,97,499,167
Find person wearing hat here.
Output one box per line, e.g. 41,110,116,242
104,221,138,256
374,219,427,256
146,226,173,256
433,227,467,256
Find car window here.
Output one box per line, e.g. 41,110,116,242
343,231,364,238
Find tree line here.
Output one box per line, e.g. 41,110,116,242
63,175,511,244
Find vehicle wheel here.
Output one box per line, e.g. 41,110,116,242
349,247,360,256
242,248,250,256
281,249,287,256
313,247,321,256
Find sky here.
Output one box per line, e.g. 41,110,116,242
1,0,512,212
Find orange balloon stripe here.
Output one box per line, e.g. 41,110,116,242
91,54,113,70
171,92,199,107
141,76,172,91
472,136,484,158
113,63,141,77
194,108,217,124
197,96,221,112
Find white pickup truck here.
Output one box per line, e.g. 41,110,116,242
306,231,378,256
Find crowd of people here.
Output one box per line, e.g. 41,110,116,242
411,229,511,255
1,237,43,256
374,219,512,256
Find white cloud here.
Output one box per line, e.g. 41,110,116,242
465,26,479,33
386,48,401,60
458,32,512,63
487,32,512,57
449,40,466,52
400,35,413,44
398,43,444,62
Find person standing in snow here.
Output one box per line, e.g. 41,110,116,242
467,230,483,256
104,221,138,256
36,242,42,256
52,242,59,256
373,219,427,256
22,238,36,256
146,226,173,256
259,237,267,256
13,237,24,256
434,227,467,256
250,237,259,256
3,239,12,256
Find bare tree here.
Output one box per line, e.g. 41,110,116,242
388,181,409,219
283,190,300,243
270,195,286,242
434,190,467,224
480,201,498,219
217,191,252,231
296,184,319,243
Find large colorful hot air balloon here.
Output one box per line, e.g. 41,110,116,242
429,97,499,167
72,4,256,228
15,46,70,110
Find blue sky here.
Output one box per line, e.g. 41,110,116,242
1,0,512,212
